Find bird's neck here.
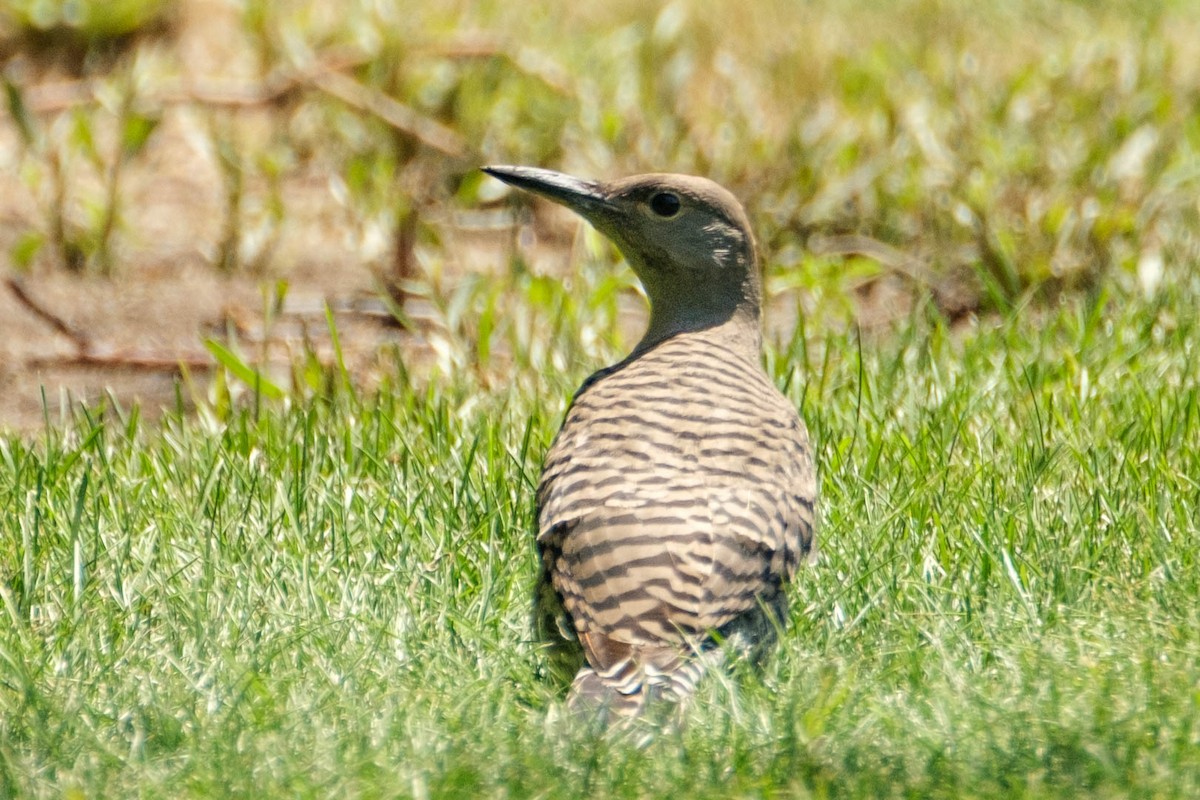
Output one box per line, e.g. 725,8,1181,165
635,301,763,362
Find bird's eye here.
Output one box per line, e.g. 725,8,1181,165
649,192,681,218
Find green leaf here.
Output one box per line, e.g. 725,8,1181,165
11,231,45,271
204,339,285,400
3,77,38,148
70,109,103,169
121,112,161,158
325,303,349,386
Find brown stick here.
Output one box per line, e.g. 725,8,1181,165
26,351,214,370
807,233,939,286
5,277,90,351
307,70,468,158
425,38,573,95
5,278,212,371
21,54,470,158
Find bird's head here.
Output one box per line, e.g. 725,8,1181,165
483,165,761,350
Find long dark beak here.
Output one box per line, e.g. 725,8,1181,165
482,165,612,215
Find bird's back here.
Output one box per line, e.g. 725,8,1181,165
536,329,816,712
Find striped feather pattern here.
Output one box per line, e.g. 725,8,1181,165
536,328,817,713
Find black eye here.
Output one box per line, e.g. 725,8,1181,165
650,192,681,217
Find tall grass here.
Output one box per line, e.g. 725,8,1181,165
2,0,1200,796
2,271,1198,796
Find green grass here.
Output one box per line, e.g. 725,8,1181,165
2,276,1199,797
4,0,1200,796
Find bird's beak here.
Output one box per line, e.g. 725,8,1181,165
482,165,613,217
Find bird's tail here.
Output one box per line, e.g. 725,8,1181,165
565,650,720,723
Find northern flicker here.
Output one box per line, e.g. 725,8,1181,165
483,165,818,717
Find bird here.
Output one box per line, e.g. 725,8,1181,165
482,165,818,719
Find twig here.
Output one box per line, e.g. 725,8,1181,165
427,37,573,96
807,233,982,320
27,351,214,371
20,54,470,159
5,277,90,350
307,70,468,158
807,233,938,286
5,278,212,371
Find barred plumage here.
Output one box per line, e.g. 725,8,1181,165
483,165,818,719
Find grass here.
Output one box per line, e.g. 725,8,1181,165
2,0,1200,796
2,276,1199,797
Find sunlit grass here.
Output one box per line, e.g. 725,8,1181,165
3,0,1200,796
2,269,1199,796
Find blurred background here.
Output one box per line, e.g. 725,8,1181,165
1,0,1197,428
